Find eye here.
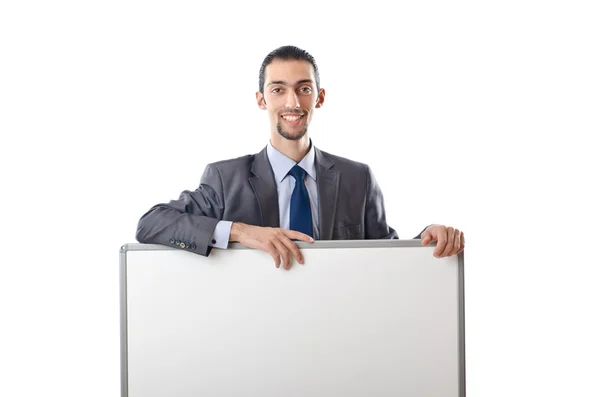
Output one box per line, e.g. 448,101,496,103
271,87,282,93
299,86,312,94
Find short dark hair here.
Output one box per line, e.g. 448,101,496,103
258,45,320,94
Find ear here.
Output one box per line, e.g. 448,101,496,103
315,88,326,108
256,91,267,110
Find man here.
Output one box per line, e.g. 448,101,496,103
136,45,465,270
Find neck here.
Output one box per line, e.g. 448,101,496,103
270,134,311,163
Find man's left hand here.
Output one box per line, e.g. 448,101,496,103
421,224,465,258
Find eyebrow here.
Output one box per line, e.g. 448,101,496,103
267,79,314,87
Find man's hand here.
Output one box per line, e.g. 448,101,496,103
230,222,314,270
421,224,465,258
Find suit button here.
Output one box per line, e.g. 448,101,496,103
175,240,180,245
170,238,175,244
212,239,217,244
185,242,190,249
191,244,196,250
179,242,185,249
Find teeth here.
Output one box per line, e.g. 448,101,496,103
282,115,302,121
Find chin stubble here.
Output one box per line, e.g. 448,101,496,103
276,122,308,141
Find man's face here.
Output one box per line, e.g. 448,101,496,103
257,59,324,141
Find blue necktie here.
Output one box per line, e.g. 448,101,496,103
288,165,313,238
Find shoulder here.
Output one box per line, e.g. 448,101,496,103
207,154,255,170
316,148,371,174
200,149,263,183
206,145,267,172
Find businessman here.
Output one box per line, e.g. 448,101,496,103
136,45,465,269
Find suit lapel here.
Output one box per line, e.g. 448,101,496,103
249,147,280,228
315,148,339,240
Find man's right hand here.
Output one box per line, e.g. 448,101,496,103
229,222,314,270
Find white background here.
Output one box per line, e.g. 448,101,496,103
1,1,598,396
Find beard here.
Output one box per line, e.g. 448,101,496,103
276,122,308,141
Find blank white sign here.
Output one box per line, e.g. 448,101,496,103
120,240,465,397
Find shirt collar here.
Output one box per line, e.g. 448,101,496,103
267,140,316,183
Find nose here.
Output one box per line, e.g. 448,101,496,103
285,90,300,109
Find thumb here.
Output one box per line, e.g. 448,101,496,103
421,227,437,246
421,233,431,246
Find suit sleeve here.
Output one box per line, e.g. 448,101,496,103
364,165,399,240
136,163,225,256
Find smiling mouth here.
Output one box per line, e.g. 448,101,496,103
281,114,304,121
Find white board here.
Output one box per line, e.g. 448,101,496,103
120,240,465,397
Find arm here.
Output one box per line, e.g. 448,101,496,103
363,166,464,257
135,164,314,265
136,163,225,256
364,165,399,239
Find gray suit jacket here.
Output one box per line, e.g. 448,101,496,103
136,146,403,256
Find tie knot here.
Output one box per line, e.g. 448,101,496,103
288,165,306,181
